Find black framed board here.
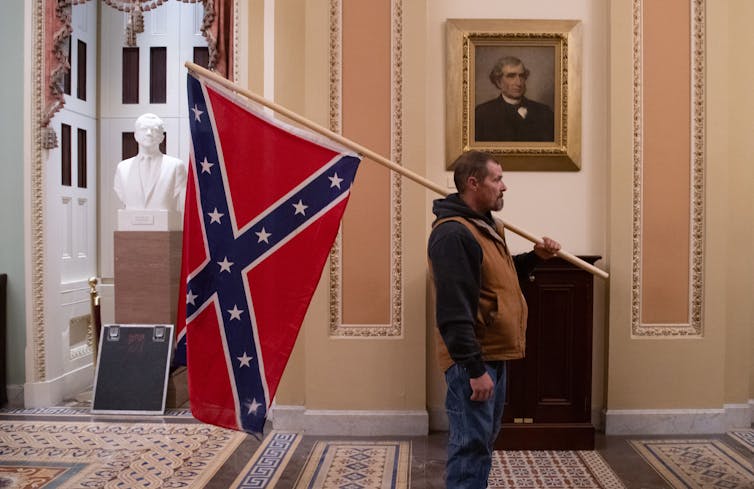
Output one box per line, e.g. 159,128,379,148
92,324,174,415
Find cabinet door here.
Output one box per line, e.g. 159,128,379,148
501,258,595,424
520,263,593,423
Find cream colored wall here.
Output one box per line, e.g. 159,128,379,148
237,0,752,426
721,0,754,406
608,0,754,412
424,0,610,424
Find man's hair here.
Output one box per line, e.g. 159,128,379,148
489,56,530,89
452,150,500,193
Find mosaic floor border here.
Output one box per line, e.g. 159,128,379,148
294,440,411,489
488,450,627,489
728,429,754,454
0,406,193,418
630,439,754,489
230,430,302,489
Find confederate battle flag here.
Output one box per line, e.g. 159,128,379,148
176,72,361,434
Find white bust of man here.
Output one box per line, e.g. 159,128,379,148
113,113,187,213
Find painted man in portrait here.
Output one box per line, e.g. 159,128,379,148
474,56,554,142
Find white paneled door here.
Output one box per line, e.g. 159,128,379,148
30,1,207,406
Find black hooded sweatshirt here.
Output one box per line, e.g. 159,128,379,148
428,194,539,378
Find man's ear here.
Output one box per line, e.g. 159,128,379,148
467,176,478,191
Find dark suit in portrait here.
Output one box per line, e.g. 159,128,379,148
474,96,554,142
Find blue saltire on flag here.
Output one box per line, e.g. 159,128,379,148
176,72,361,434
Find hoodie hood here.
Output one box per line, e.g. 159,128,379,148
432,193,494,225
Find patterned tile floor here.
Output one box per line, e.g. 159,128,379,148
0,402,751,488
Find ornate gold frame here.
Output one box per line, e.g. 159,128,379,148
445,19,582,171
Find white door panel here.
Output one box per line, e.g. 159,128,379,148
99,2,206,277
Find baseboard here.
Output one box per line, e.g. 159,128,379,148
750,399,754,425
5,384,24,408
270,405,428,436
592,407,605,432
23,364,94,407
428,405,448,431
605,404,751,435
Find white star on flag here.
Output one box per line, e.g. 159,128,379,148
200,157,214,174
208,208,224,224
192,104,204,122
247,398,262,415
228,305,244,320
329,173,343,189
237,352,253,367
186,289,197,306
292,200,308,216
255,228,271,243
217,257,234,273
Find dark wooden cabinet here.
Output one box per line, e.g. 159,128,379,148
495,256,600,450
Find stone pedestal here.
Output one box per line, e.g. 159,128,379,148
166,367,189,408
114,230,187,409
114,231,182,325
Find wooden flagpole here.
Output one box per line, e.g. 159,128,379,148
185,62,609,280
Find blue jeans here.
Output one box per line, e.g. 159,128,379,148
444,361,507,489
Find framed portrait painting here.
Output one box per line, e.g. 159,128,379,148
445,19,582,171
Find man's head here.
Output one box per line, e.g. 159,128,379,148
452,150,507,214
134,113,166,150
489,56,529,101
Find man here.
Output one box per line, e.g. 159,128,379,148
114,113,187,213
475,56,554,142
428,150,560,488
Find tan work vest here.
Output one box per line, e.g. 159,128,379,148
432,216,529,372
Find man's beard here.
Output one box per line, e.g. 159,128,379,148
493,196,505,212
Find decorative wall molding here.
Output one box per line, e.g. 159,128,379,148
328,0,404,338
631,0,705,337
68,314,93,360
31,0,48,382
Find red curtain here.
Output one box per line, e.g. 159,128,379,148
42,0,72,148
188,0,234,80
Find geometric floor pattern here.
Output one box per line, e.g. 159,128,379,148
0,420,246,488
0,406,750,489
488,450,627,489
728,429,754,454
293,440,411,489
630,439,754,489
230,431,302,489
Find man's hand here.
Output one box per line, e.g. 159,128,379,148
469,372,494,401
533,236,561,260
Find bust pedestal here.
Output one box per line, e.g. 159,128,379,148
114,209,182,324
113,213,186,408
113,230,182,325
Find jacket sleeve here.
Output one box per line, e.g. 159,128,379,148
513,251,540,283
428,222,486,378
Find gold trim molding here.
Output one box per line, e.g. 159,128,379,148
328,0,403,337
631,0,705,337
31,0,48,381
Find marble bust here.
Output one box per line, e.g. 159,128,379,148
113,113,187,214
